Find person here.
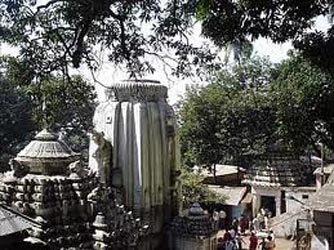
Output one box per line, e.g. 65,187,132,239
235,232,246,250
213,210,220,229
229,228,236,239
225,240,236,250
263,215,269,230
223,229,232,242
217,237,225,250
252,216,259,233
219,210,227,229
265,236,276,250
240,214,248,234
232,217,239,232
249,232,258,250
258,237,267,250
269,229,275,242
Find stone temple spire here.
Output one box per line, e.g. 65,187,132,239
89,79,181,248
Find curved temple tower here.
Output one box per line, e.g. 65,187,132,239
89,80,181,239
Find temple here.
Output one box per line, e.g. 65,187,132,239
89,79,181,247
0,79,207,249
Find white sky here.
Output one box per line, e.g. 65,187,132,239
0,15,331,104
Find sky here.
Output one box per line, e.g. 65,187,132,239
0,15,331,105
72,15,331,104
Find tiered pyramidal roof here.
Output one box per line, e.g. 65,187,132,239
15,129,80,175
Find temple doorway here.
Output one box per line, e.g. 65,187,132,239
260,196,276,216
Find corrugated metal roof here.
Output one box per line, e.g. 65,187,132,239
207,186,247,206
0,205,36,236
200,165,246,177
308,170,334,212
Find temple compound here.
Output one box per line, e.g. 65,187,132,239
0,80,213,249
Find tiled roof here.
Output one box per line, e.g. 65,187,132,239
243,153,306,187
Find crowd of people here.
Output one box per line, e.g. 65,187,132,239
216,209,276,250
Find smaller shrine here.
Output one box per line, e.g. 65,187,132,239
0,129,147,249
168,203,217,250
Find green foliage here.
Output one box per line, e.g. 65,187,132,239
179,53,334,167
181,166,225,208
23,75,97,132
271,53,334,154
0,74,35,156
196,0,333,73
0,71,35,170
0,0,333,79
0,56,97,161
0,0,217,79
178,56,275,167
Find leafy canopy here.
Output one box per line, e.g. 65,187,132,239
181,166,225,207
0,0,217,79
1,0,334,79
0,56,97,160
271,53,334,155
178,56,275,167
178,53,334,167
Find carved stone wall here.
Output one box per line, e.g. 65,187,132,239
89,80,181,241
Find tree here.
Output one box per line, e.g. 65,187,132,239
179,53,334,169
178,56,276,168
270,53,334,155
181,166,225,208
0,56,97,160
0,75,35,154
0,71,35,170
195,0,334,73
24,75,97,157
1,1,334,80
0,0,217,80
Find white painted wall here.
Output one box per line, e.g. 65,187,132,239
285,188,316,213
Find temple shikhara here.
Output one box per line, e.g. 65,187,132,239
0,80,214,249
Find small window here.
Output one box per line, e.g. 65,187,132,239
302,194,309,199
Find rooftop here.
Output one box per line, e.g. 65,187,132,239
15,129,80,175
0,204,39,237
308,170,334,212
243,153,307,188
207,186,250,206
199,165,246,177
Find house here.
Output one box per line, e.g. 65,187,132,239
243,150,316,217
198,165,250,223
